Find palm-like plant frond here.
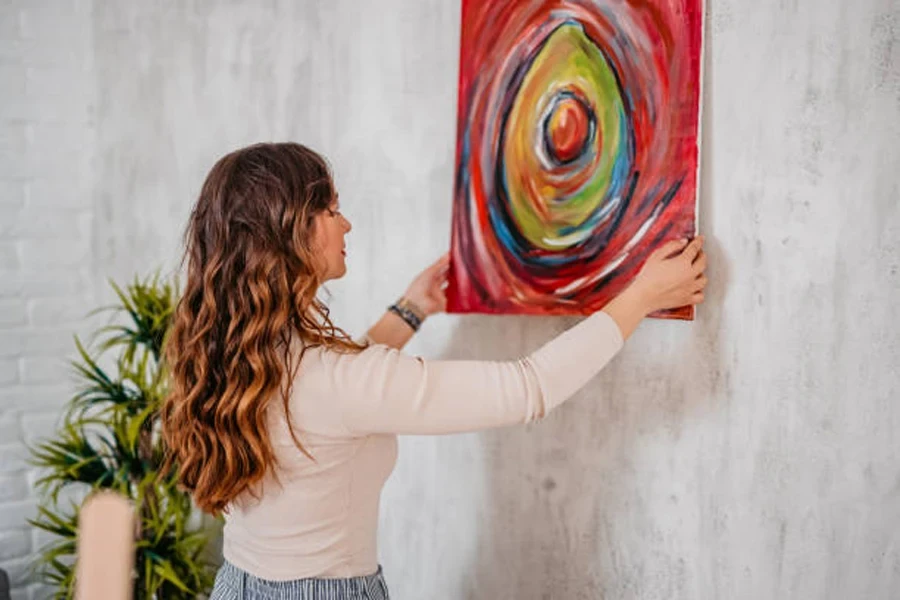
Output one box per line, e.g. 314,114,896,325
95,276,177,362
28,274,217,599
30,422,119,501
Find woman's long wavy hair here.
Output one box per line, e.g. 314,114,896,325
161,142,364,515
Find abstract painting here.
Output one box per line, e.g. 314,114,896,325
448,0,704,319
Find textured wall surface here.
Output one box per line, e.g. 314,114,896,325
2,1,899,599
0,1,96,598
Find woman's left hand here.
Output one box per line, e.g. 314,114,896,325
403,253,450,317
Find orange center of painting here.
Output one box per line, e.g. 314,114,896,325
547,97,590,163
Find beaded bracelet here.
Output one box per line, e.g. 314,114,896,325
388,298,425,332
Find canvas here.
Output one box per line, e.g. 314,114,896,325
448,0,704,319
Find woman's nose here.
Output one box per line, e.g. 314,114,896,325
342,215,352,233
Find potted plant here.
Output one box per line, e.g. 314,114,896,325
28,276,218,599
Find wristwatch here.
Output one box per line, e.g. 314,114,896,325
388,297,426,331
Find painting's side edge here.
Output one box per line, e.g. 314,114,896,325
694,0,707,238
446,0,470,314
687,0,708,322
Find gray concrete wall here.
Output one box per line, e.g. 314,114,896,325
2,0,899,598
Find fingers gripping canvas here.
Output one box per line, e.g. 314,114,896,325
448,0,704,319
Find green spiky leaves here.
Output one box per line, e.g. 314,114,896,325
27,275,217,599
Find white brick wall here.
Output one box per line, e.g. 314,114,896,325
0,1,95,598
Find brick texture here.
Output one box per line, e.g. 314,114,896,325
0,1,95,596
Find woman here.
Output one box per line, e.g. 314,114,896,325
161,142,707,599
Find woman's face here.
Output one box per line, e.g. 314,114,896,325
312,194,352,281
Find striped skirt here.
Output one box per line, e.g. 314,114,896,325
209,561,390,600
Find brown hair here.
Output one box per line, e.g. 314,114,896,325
161,142,364,515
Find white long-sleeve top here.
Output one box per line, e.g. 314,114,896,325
222,310,624,580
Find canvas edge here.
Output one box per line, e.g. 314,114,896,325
446,0,470,315
687,0,709,322
694,0,707,241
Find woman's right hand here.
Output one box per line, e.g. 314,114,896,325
601,236,707,340
632,236,708,313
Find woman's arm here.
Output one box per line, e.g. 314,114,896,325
333,238,706,435
365,254,449,350
365,308,418,350
331,307,629,435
